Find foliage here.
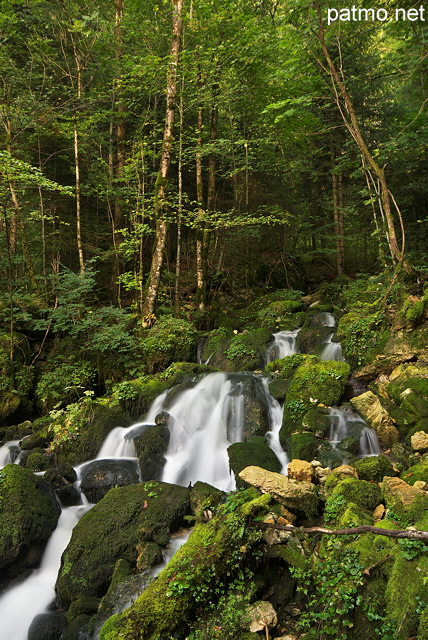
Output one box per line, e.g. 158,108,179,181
337,311,387,367
139,315,198,373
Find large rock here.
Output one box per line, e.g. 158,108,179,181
131,419,170,482
56,481,190,608
382,476,428,522
228,440,281,483
411,431,428,453
246,600,277,632
287,459,313,483
238,466,318,517
350,391,399,448
79,459,140,503
0,464,61,579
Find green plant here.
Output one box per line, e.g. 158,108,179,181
291,543,365,639
398,539,428,561
324,495,347,523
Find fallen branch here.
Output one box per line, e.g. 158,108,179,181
254,521,428,541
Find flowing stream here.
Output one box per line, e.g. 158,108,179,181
0,314,381,637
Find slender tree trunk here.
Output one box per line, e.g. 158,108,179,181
73,116,85,273
315,1,411,274
174,84,184,316
195,103,205,311
142,0,183,319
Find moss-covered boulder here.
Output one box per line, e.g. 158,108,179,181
52,401,133,466
228,439,281,484
354,455,395,483
224,328,272,372
44,467,81,506
114,363,217,419
130,420,170,482
385,553,428,639
258,300,305,331
383,363,428,440
0,464,61,578
189,481,224,518
238,465,318,518
279,357,350,452
401,458,428,486
56,481,190,608
137,316,198,373
98,491,271,640
382,476,428,523
332,477,382,511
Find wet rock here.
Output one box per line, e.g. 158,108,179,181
56,481,190,608
354,454,395,483
228,440,281,483
189,481,224,518
350,391,399,448
238,466,318,518
79,459,140,503
44,468,81,507
132,422,170,482
28,611,67,640
0,464,61,581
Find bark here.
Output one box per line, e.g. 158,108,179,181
142,0,183,318
315,1,412,275
195,103,205,311
256,521,428,541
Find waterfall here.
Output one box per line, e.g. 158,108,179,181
328,406,381,456
261,378,289,474
266,328,299,363
0,505,90,640
0,440,20,467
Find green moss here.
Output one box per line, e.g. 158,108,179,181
99,493,268,640
53,402,133,466
138,316,198,373
332,477,382,511
25,451,50,471
225,328,272,371
0,464,61,572
290,432,318,462
401,458,428,485
265,353,308,378
405,299,425,327
355,455,395,483
190,481,224,518
228,441,281,484
267,378,289,401
386,554,428,639
286,358,350,407
56,482,190,608
338,502,373,528
258,300,304,330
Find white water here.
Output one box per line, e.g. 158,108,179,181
261,378,289,474
266,328,300,363
0,440,20,468
0,505,90,640
329,406,381,456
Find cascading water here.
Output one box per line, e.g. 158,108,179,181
328,406,382,456
314,312,344,362
266,328,300,363
0,505,90,640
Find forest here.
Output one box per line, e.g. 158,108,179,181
0,0,428,639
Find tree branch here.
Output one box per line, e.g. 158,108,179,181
254,521,428,541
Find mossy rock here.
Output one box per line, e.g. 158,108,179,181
53,402,134,466
386,554,428,639
224,328,272,372
354,455,395,483
115,363,217,419
382,476,428,524
301,408,330,436
265,353,307,379
337,436,360,456
25,451,51,472
0,464,61,576
289,432,318,462
286,358,350,407
189,481,224,518
258,300,305,331
337,502,374,528
98,493,271,640
228,440,281,484
28,611,67,640
268,378,289,401
401,458,428,485
296,324,332,354
332,477,382,511
138,316,198,373
56,481,190,608
131,422,170,482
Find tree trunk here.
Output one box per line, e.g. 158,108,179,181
195,103,205,311
142,0,183,318
315,1,411,275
